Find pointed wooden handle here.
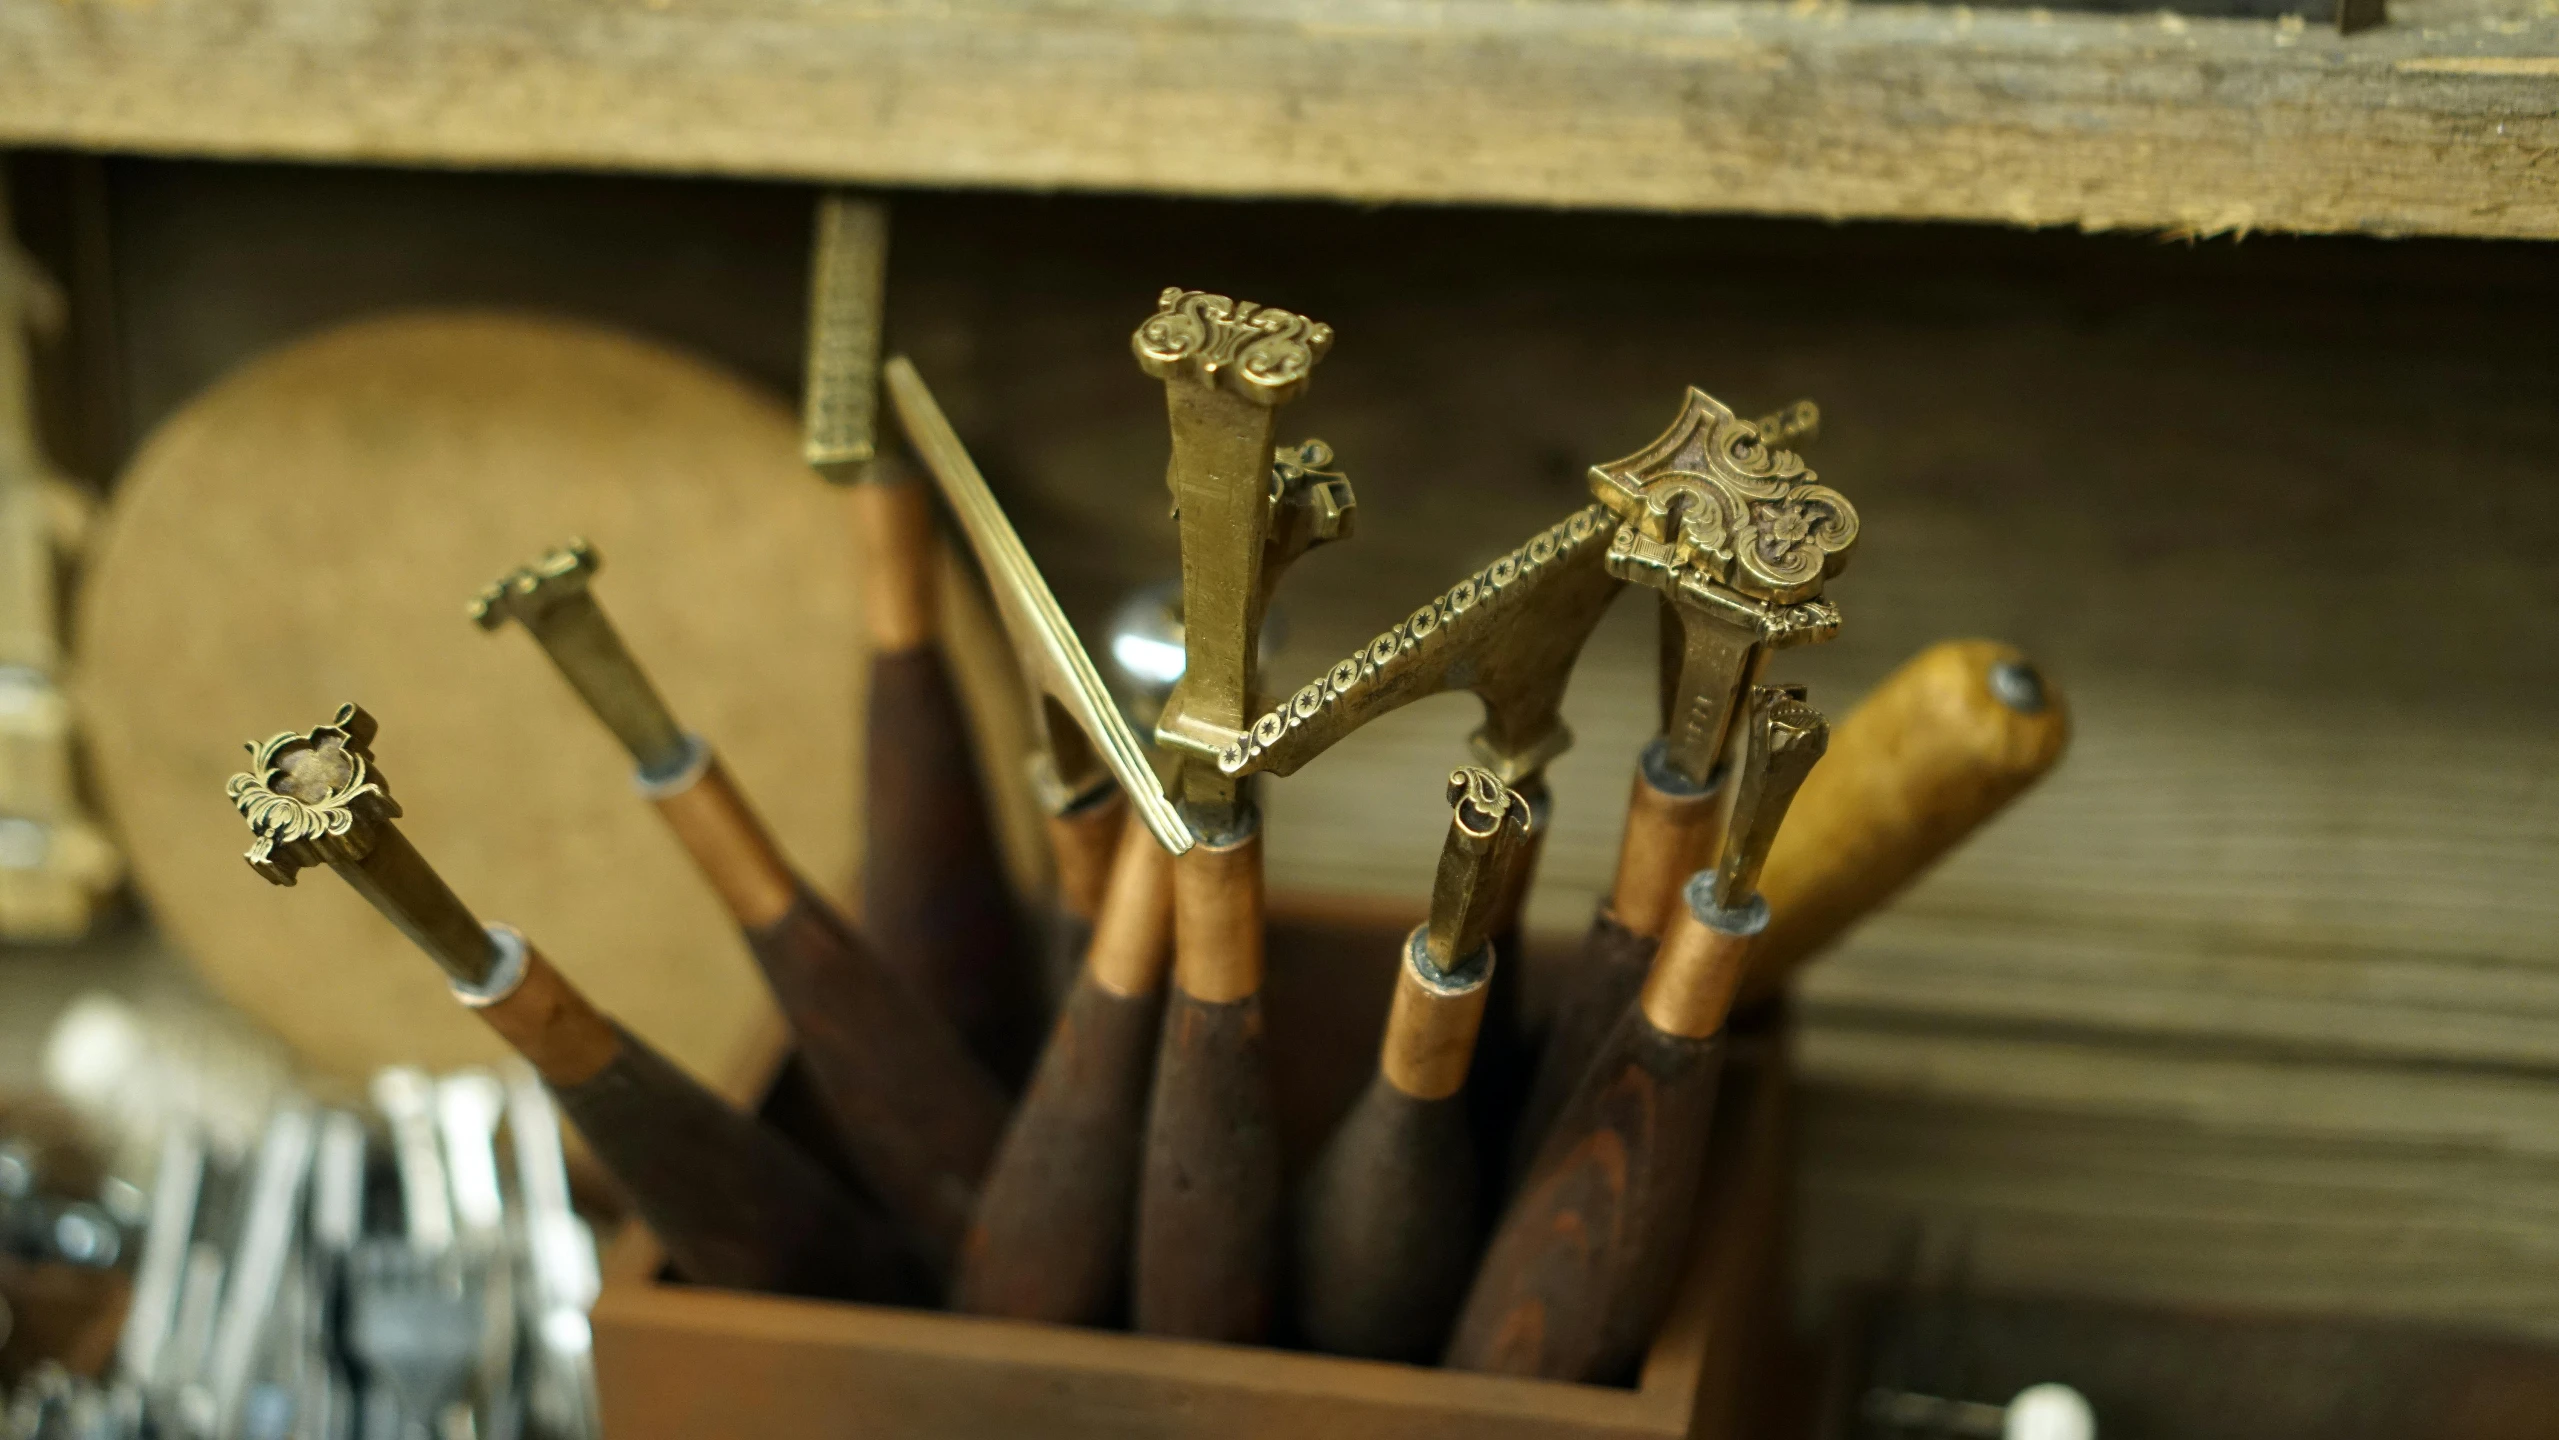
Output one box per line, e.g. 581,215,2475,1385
1740,639,2069,1005
741,881,1010,1277
1132,985,1280,1342
469,939,922,1300
956,821,1173,1323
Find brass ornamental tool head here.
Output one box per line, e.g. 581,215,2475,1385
883,356,1194,855
1219,504,1620,788
470,540,693,782
1426,767,1533,969
1702,684,1828,917
803,194,892,484
229,704,398,884
228,704,498,987
1593,387,1857,788
1132,288,1334,819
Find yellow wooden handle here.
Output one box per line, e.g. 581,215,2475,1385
1740,639,2069,1005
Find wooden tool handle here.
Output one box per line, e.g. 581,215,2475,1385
1448,903,1752,1381
953,973,1164,1322
1296,1075,1478,1362
863,639,1040,1084
742,879,1010,1276
955,820,1173,1323
1510,905,1657,1177
1296,927,1489,1361
1037,786,1128,1001
464,937,922,1301
1738,640,2069,1006
647,748,797,928
1133,824,1277,1341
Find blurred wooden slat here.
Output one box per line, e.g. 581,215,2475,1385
5,0,2559,238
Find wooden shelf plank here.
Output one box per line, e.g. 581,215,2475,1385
5,0,2558,238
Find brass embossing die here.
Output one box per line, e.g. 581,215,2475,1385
230,704,398,884
228,703,497,987
1132,289,1334,816
1594,388,1859,786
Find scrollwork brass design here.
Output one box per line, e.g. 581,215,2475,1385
1219,504,1619,786
1132,289,1334,405
228,703,399,885
1590,386,1856,607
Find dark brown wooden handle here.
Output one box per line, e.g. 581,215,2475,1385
864,644,1040,1083
1132,986,1280,1342
1444,1010,1726,1383
1295,1076,1480,1362
953,972,1165,1323
743,879,1009,1275
1511,905,1658,1179
549,1022,928,1303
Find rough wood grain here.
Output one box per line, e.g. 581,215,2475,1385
6,0,2559,238
1447,1012,1727,1382
1513,907,1659,1177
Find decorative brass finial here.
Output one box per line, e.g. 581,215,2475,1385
467,540,598,632
1592,388,1857,788
1702,684,1829,917
1425,766,1531,970
227,703,400,885
1132,290,1334,406
1589,387,1857,607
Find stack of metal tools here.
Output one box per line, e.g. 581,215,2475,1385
215,195,2067,1394
0,1066,602,1440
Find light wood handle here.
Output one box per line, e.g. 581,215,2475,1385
850,457,940,653
1740,639,2069,1005
649,753,798,929
1171,826,1265,1004
1606,741,1725,939
1045,786,1128,926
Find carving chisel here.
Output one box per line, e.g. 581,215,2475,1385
227,705,922,1299
805,194,1041,1080
1449,685,1826,1382
472,553,1005,1275
1127,289,1335,1343
1295,767,1529,1362
881,354,1193,1325
1516,393,1855,1170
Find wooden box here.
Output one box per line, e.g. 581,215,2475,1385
591,914,1793,1440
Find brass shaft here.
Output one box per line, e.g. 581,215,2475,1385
330,824,497,989
1156,378,1277,811
1426,768,1533,967
521,592,691,779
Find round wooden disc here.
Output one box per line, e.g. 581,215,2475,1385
79,312,885,1095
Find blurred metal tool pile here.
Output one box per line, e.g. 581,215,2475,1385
2,1065,601,1440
